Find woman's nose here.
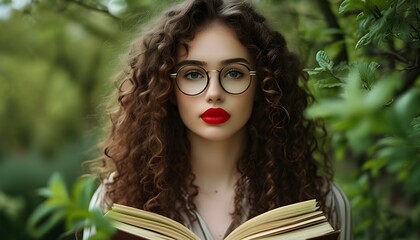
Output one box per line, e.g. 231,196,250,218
205,71,225,103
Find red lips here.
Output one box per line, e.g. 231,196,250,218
200,108,231,124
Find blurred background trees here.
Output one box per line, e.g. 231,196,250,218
0,0,418,239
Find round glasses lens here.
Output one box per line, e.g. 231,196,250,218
176,65,208,95
220,63,252,94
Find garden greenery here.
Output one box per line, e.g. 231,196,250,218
0,0,418,239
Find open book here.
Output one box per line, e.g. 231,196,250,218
105,199,340,240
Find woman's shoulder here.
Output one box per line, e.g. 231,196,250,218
89,172,116,212
330,183,351,217
327,182,353,240
83,172,116,240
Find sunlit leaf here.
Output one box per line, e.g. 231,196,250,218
48,172,70,201
356,32,372,49
339,0,366,14
27,173,114,239
316,50,334,70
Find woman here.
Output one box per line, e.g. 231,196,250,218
85,0,352,239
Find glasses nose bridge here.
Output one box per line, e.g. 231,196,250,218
204,69,224,94
206,69,221,81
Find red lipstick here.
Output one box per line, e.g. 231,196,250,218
200,108,231,124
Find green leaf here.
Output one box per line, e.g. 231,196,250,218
37,187,52,198
88,209,116,240
48,172,70,201
338,0,351,14
376,137,406,148
27,172,116,239
305,99,345,118
355,32,372,49
316,50,334,70
339,0,365,14
351,61,380,90
392,88,420,134
345,118,373,153
89,231,113,240
410,117,420,137
305,67,325,76
316,81,345,89
405,163,420,193
27,204,64,233
72,176,97,208
363,157,388,176
27,173,71,238
363,74,399,109
28,210,66,238
65,208,92,230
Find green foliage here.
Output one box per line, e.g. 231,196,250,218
340,0,420,48
307,51,401,153
1,0,419,239
306,0,420,239
308,50,420,196
0,192,24,219
27,173,115,239
306,50,347,90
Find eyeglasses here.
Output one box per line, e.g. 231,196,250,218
170,62,256,96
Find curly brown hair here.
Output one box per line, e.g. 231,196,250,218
94,0,333,227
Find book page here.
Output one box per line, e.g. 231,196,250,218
226,199,318,240
112,221,174,240
241,216,329,240
226,211,324,240
107,200,336,240
106,211,193,240
259,222,335,240
107,204,199,240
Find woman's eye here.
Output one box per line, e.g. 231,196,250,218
185,71,204,80
225,70,243,79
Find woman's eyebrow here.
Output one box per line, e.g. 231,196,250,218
176,58,251,68
220,58,251,65
176,60,207,67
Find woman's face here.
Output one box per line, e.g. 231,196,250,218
174,21,257,142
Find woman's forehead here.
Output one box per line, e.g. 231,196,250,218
176,21,252,67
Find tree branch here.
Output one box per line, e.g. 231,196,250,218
315,0,349,63
381,49,410,65
67,0,120,20
395,48,420,97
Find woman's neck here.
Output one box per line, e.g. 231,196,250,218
188,128,248,240
188,128,247,192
